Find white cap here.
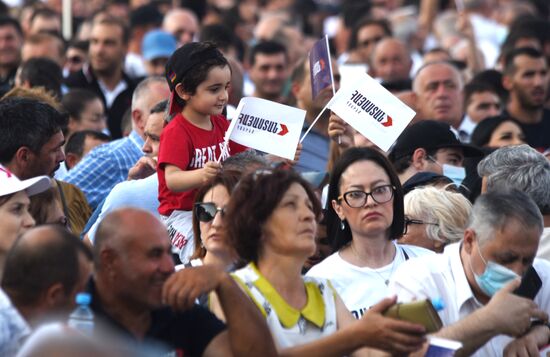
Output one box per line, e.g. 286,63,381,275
0,165,51,197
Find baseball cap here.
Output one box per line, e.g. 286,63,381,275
142,30,177,61
0,165,51,197
389,120,483,161
165,42,226,116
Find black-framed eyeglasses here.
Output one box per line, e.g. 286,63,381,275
403,217,439,234
338,184,395,208
195,202,225,223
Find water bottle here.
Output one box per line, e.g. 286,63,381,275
68,292,94,336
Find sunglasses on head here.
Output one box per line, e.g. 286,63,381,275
195,202,225,222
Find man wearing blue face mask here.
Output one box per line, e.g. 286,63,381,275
389,190,550,357
389,120,483,189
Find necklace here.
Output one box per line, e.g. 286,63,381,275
374,256,396,286
349,242,397,286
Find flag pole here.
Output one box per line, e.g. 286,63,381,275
325,35,336,96
218,100,245,163
324,35,339,143
300,104,329,143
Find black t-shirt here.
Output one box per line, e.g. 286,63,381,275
88,279,226,356
505,109,550,152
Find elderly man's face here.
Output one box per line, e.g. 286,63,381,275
142,112,164,157
414,63,464,128
465,218,540,299
114,217,175,309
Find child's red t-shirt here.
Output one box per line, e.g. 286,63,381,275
157,113,246,215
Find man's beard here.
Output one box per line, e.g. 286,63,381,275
92,60,120,78
517,87,546,110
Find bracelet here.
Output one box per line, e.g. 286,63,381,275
530,320,547,328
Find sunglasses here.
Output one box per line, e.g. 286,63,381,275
68,56,84,65
195,202,225,222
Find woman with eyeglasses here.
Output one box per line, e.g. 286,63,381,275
307,147,433,318
179,171,241,308
222,168,426,355
401,186,471,253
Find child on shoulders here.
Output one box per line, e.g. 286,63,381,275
158,42,247,263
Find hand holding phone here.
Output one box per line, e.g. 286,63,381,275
514,266,542,300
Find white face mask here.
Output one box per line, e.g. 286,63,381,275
427,156,466,188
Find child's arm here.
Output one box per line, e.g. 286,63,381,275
165,161,221,192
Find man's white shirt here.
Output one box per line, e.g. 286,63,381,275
389,242,550,357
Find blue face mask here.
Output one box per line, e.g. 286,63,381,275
470,247,520,297
442,164,466,188
426,156,466,188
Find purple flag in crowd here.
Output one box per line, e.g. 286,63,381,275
309,36,334,99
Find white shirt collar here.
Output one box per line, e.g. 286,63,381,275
457,115,477,143
446,243,479,311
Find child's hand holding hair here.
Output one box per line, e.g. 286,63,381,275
202,161,222,183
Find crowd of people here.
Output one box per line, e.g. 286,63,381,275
1,0,550,356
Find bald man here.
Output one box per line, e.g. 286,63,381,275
1,225,92,327
412,61,465,130
162,8,199,46
91,208,276,356
370,38,412,82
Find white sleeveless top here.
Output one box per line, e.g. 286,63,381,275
232,263,338,349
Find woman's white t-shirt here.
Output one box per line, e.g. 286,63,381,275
306,242,432,318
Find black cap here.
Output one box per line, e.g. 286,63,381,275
165,42,225,115
389,120,483,161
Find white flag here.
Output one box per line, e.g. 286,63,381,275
327,72,416,152
225,97,306,160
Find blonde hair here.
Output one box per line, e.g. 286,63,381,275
2,86,62,111
405,186,472,244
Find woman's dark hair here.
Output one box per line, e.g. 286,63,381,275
28,187,58,226
470,115,524,148
328,147,404,252
190,170,242,260
0,193,15,207
61,89,101,120
225,169,322,264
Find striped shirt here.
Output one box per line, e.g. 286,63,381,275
61,130,144,209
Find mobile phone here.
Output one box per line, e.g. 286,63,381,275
514,266,542,300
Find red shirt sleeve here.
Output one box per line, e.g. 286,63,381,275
158,115,194,170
